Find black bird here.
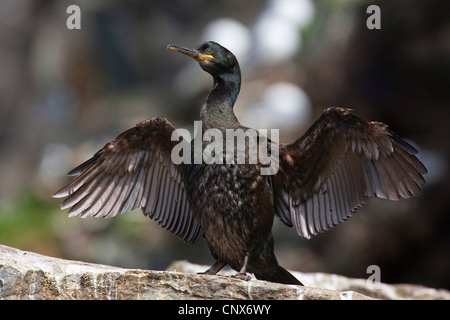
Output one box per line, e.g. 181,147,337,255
53,41,427,285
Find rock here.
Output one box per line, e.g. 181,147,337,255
168,260,450,300
0,244,448,300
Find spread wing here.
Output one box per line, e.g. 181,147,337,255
53,117,202,244
272,107,427,239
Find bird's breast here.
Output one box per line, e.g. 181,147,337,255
180,128,277,265
184,162,274,248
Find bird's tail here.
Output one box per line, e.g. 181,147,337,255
253,265,303,285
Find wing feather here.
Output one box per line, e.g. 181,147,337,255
329,174,340,226
54,117,202,244
272,107,427,238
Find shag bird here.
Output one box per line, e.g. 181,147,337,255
53,41,427,285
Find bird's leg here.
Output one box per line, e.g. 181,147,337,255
198,260,227,275
232,255,252,281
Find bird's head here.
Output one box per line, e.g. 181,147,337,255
168,41,239,77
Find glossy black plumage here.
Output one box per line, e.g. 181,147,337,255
54,41,427,285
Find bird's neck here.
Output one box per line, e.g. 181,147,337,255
200,72,241,130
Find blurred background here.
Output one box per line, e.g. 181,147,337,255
0,0,449,290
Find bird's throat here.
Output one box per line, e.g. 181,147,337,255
200,73,241,130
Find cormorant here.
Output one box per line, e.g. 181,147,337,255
53,41,427,285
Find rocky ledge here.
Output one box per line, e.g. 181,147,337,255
0,244,448,300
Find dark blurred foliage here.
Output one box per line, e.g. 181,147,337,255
0,0,448,290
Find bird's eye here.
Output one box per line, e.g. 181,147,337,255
204,48,213,55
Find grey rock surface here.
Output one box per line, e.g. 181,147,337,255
1,244,448,300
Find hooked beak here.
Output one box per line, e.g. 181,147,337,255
167,44,214,62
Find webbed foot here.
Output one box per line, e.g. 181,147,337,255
232,272,252,281
197,260,226,275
